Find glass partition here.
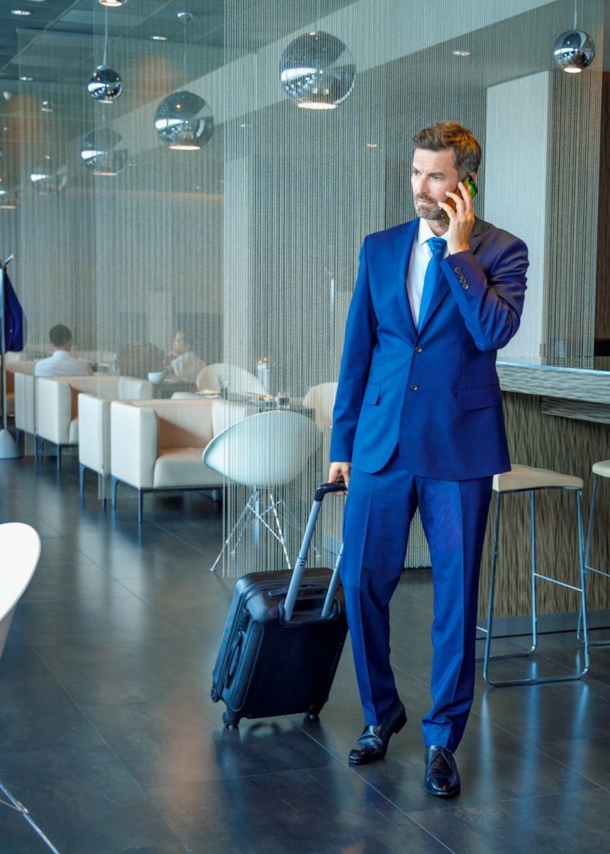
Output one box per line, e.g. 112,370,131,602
2,0,608,569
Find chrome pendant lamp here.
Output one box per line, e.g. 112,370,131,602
154,12,214,151
87,4,123,102
81,127,128,176
553,0,595,73
279,1,356,109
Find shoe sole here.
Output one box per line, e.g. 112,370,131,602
424,784,461,798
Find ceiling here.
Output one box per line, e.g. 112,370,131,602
0,0,356,86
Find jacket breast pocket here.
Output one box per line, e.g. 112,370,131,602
459,385,502,411
363,382,380,405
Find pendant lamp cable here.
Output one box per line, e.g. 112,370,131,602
574,0,578,29
178,12,192,89
103,5,108,66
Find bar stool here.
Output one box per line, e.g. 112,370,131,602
584,460,610,647
480,464,589,686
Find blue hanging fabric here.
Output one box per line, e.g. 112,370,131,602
1,270,25,352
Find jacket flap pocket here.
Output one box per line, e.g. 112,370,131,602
363,382,380,405
459,385,502,411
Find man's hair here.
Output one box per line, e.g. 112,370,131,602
412,121,482,178
49,324,72,348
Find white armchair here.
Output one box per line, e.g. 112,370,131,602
35,375,103,469
5,361,37,450
110,398,252,522
77,376,153,500
37,375,154,471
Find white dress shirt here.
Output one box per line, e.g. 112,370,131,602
34,350,93,377
406,219,447,326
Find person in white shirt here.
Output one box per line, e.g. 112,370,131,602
34,324,93,377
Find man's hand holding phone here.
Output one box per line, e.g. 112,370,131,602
439,176,477,256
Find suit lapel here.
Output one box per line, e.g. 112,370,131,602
395,220,418,339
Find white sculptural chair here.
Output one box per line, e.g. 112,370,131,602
0,523,60,853
196,363,267,396
203,409,322,571
302,382,338,430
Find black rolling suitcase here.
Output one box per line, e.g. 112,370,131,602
211,482,347,727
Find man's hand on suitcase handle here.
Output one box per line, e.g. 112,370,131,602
327,462,351,493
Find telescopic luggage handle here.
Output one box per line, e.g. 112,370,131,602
283,481,346,622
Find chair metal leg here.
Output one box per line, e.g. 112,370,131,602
0,780,61,853
79,463,86,495
111,476,118,509
483,487,589,687
137,490,144,524
209,488,293,572
268,490,291,569
209,496,255,571
56,444,61,472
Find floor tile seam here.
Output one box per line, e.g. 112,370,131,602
131,519,216,558
0,650,194,850
392,661,436,689
531,743,610,792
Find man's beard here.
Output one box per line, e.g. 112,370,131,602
414,196,446,222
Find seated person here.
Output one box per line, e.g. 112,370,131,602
166,331,205,383
35,324,93,377
117,342,165,379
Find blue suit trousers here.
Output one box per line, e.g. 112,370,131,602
341,450,492,751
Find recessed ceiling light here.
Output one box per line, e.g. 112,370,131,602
99,0,128,7
366,143,378,148
151,35,167,41
452,49,471,57
19,76,34,82
11,9,32,16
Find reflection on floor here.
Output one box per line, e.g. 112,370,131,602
2,456,610,853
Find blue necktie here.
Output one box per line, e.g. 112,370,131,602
419,237,445,328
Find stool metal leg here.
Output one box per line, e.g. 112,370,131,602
483,486,589,687
583,473,610,647
530,490,539,654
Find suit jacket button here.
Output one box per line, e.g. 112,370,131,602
410,385,418,391
415,346,423,353
462,283,469,289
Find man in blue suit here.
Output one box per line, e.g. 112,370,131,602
328,121,528,797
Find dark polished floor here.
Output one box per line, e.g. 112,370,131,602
2,456,610,853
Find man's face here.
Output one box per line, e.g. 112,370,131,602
411,148,461,222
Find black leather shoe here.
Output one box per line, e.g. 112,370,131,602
424,745,461,797
348,702,407,765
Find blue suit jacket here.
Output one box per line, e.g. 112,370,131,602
330,217,528,481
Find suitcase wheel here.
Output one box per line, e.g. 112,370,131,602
304,709,320,724
222,711,240,728
210,686,219,703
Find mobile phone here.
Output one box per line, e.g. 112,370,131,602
443,175,478,211
464,176,478,198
